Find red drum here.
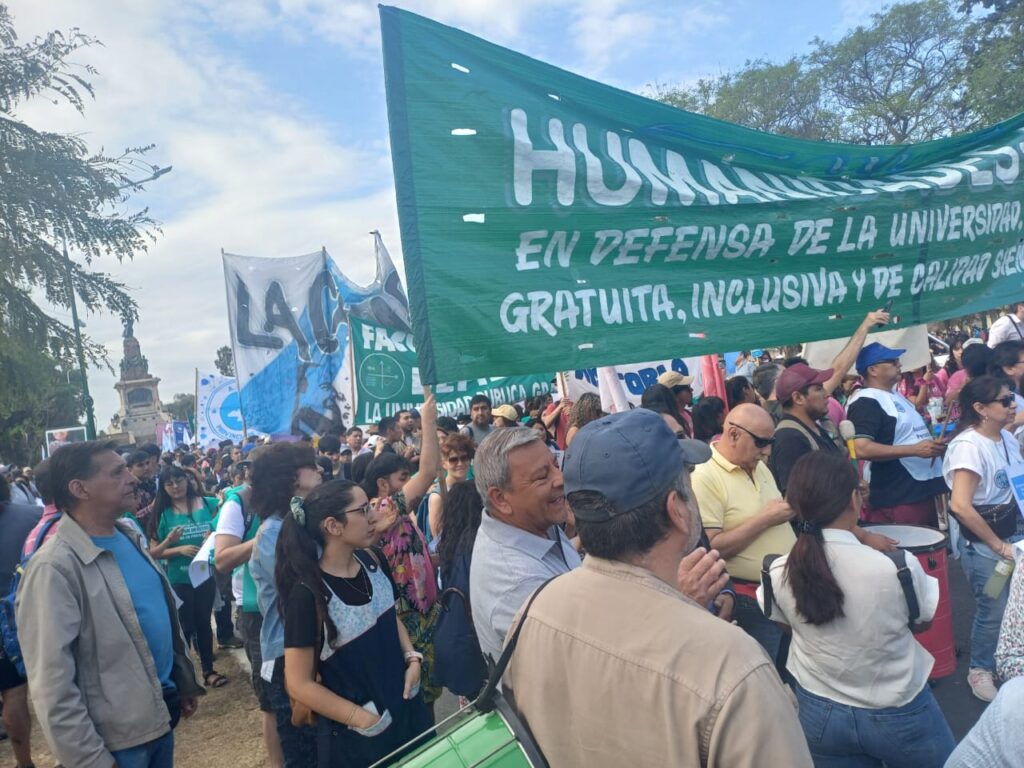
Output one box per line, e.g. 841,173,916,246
869,524,956,679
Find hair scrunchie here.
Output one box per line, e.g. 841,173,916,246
290,496,306,526
797,520,819,535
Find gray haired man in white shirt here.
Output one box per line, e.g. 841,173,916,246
469,427,581,663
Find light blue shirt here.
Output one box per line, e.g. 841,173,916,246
945,676,1024,767
90,530,174,688
469,512,581,663
249,517,284,662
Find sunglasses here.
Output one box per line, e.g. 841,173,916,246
733,423,776,449
990,395,1016,407
446,454,471,465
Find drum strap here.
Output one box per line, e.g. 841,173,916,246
882,549,921,629
476,576,557,714
759,555,782,619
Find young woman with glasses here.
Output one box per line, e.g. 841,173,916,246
277,479,430,767
944,375,1024,702
146,464,225,688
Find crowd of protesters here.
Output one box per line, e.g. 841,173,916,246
1,301,1024,767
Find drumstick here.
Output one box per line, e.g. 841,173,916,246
930,411,950,467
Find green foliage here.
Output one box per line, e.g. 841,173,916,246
960,0,1024,125
0,334,83,465
653,0,1017,145
215,345,235,377
809,0,971,143
655,59,842,140
166,392,195,423
0,4,164,368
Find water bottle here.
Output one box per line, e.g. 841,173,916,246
983,558,1014,599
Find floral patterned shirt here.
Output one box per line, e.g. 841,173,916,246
372,492,438,616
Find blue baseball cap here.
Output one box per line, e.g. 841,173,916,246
856,342,906,374
562,409,711,522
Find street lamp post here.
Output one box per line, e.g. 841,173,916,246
63,242,97,439
61,165,173,441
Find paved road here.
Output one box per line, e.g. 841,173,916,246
932,554,989,740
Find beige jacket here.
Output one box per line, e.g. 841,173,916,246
503,556,812,768
16,515,203,768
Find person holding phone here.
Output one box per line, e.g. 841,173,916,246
278,480,430,767
147,464,226,689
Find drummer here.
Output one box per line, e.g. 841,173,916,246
847,342,948,526
758,450,955,767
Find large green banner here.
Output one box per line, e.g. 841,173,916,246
380,6,1024,385
351,316,555,423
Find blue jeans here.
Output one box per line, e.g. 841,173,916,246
110,731,174,768
269,657,317,768
795,683,954,768
735,594,784,665
958,537,1019,671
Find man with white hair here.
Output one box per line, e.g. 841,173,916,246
503,409,811,767
469,427,581,663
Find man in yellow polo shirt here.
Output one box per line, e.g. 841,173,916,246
692,403,795,666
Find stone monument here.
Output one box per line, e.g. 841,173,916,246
112,320,170,444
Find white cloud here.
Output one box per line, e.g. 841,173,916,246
836,0,884,32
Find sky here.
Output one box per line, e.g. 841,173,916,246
9,0,891,429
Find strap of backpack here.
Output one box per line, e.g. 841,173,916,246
775,420,818,451
760,554,782,619
476,576,556,713
31,514,62,556
882,549,920,629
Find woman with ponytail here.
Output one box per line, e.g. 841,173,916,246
758,451,954,768
277,479,430,768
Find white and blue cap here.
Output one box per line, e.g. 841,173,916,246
563,409,711,523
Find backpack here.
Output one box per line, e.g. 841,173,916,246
0,514,62,677
432,550,487,698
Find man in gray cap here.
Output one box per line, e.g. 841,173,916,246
502,409,811,768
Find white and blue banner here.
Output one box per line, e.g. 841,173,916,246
565,357,704,411
222,236,411,437
196,371,245,445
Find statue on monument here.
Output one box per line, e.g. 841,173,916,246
119,317,149,381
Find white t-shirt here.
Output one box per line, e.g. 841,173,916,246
988,314,1024,348
214,499,247,602
943,428,1024,507
758,528,938,708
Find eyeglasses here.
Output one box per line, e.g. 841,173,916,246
446,454,471,465
341,503,371,517
732,423,776,449
990,395,1016,407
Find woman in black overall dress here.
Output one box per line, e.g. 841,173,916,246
277,479,431,767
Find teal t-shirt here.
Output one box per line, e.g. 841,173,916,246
156,497,217,585
91,530,175,688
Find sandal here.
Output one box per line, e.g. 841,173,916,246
204,670,229,688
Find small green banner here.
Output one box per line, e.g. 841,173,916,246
351,316,555,423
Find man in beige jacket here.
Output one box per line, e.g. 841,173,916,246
16,440,203,768
503,409,811,767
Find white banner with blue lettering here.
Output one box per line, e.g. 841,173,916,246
196,371,245,445
223,250,354,438
222,238,411,438
566,357,705,409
